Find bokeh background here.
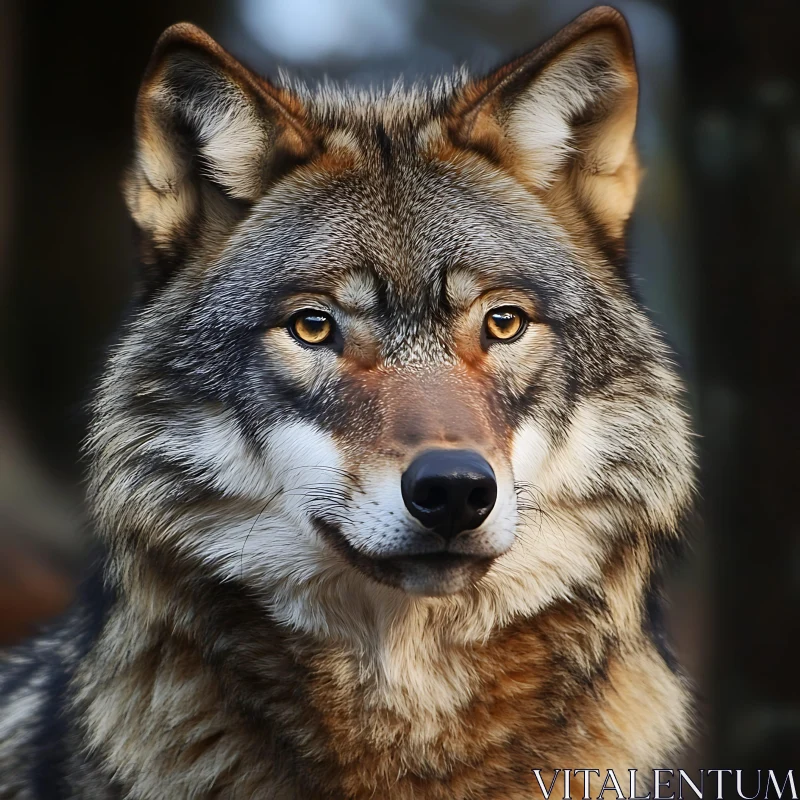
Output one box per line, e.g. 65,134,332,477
1,0,798,782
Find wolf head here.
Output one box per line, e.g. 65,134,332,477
90,7,693,636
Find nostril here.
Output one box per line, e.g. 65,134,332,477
467,485,495,513
414,482,447,512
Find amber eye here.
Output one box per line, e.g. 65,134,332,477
484,307,527,342
289,310,335,346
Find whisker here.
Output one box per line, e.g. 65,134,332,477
239,488,282,579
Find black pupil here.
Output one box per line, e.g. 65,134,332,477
302,314,328,338
492,311,517,333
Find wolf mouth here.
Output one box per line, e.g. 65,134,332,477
312,517,495,594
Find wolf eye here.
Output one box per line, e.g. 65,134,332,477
289,310,335,346
484,307,526,342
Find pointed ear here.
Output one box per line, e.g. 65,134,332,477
450,6,640,240
124,23,316,286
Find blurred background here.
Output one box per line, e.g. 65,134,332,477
0,0,797,782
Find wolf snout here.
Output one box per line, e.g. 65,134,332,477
400,449,497,539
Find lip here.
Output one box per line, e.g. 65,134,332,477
312,517,495,595
387,552,477,570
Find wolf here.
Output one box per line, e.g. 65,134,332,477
0,6,696,798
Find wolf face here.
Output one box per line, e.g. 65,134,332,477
91,7,693,639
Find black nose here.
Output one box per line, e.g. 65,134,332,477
401,449,497,539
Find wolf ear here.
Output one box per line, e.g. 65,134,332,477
125,23,315,284
450,6,639,239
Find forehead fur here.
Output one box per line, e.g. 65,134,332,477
222,141,578,319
